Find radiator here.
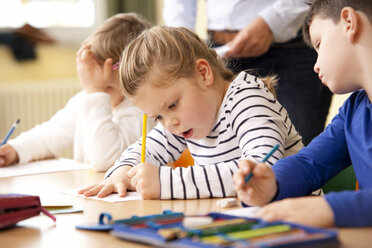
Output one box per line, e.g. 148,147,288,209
0,79,80,158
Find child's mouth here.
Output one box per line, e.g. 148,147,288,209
182,129,193,139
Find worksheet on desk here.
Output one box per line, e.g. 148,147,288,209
60,188,142,202
223,206,261,218
0,158,89,178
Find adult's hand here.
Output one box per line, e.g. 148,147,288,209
225,17,273,58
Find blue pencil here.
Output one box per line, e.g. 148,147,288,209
1,119,20,146
244,144,279,184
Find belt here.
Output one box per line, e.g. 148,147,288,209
208,30,239,45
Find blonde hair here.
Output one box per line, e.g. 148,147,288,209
245,69,278,98
83,13,151,64
261,75,277,98
120,26,277,97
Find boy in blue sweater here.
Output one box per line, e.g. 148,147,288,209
234,0,372,227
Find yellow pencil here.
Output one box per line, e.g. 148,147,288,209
141,114,147,163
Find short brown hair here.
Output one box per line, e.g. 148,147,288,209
120,26,277,97
303,0,372,47
83,13,151,64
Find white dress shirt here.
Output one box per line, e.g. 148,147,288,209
163,0,311,42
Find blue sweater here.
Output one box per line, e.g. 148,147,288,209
273,90,372,227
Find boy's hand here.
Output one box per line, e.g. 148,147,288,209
0,144,19,167
76,44,115,93
233,160,277,206
256,196,335,227
127,163,160,200
78,166,134,198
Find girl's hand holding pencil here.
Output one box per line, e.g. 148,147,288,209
0,144,19,167
0,119,21,167
127,163,160,199
125,113,160,200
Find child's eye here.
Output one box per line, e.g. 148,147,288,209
315,40,320,50
168,101,178,110
155,115,163,122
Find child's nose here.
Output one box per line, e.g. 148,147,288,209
166,116,179,130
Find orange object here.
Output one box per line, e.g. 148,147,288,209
173,149,194,168
356,180,359,191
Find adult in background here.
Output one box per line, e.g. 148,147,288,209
163,0,332,145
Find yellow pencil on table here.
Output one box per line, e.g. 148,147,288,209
141,114,147,163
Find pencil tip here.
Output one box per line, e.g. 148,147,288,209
16,119,20,124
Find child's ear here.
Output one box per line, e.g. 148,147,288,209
341,7,360,43
195,59,214,86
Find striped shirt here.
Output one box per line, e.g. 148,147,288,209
105,71,303,199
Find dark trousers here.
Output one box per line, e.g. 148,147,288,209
214,38,333,145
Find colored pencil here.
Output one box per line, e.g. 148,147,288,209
244,144,279,183
1,119,20,146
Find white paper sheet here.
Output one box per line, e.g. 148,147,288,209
61,188,142,202
223,206,260,218
0,158,90,178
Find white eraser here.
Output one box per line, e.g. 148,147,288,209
183,216,213,228
214,45,230,57
216,198,237,208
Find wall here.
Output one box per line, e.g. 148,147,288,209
0,44,78,83
0,44,79,158
155,0,207,39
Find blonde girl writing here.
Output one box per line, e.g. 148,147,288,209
80,26,303,199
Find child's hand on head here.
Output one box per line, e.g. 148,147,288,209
76,44,115,93
0,144,19,167
233,160,277,206
256,196,335,228
127,163,160,200
77,165,134,198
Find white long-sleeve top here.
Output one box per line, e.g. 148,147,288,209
163,0,311,42
105,72,303,199
9,91,148,172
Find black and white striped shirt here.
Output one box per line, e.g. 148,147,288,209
106,71,303,199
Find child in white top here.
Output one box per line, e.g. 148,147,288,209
0,13,153,171
79,26,303,199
